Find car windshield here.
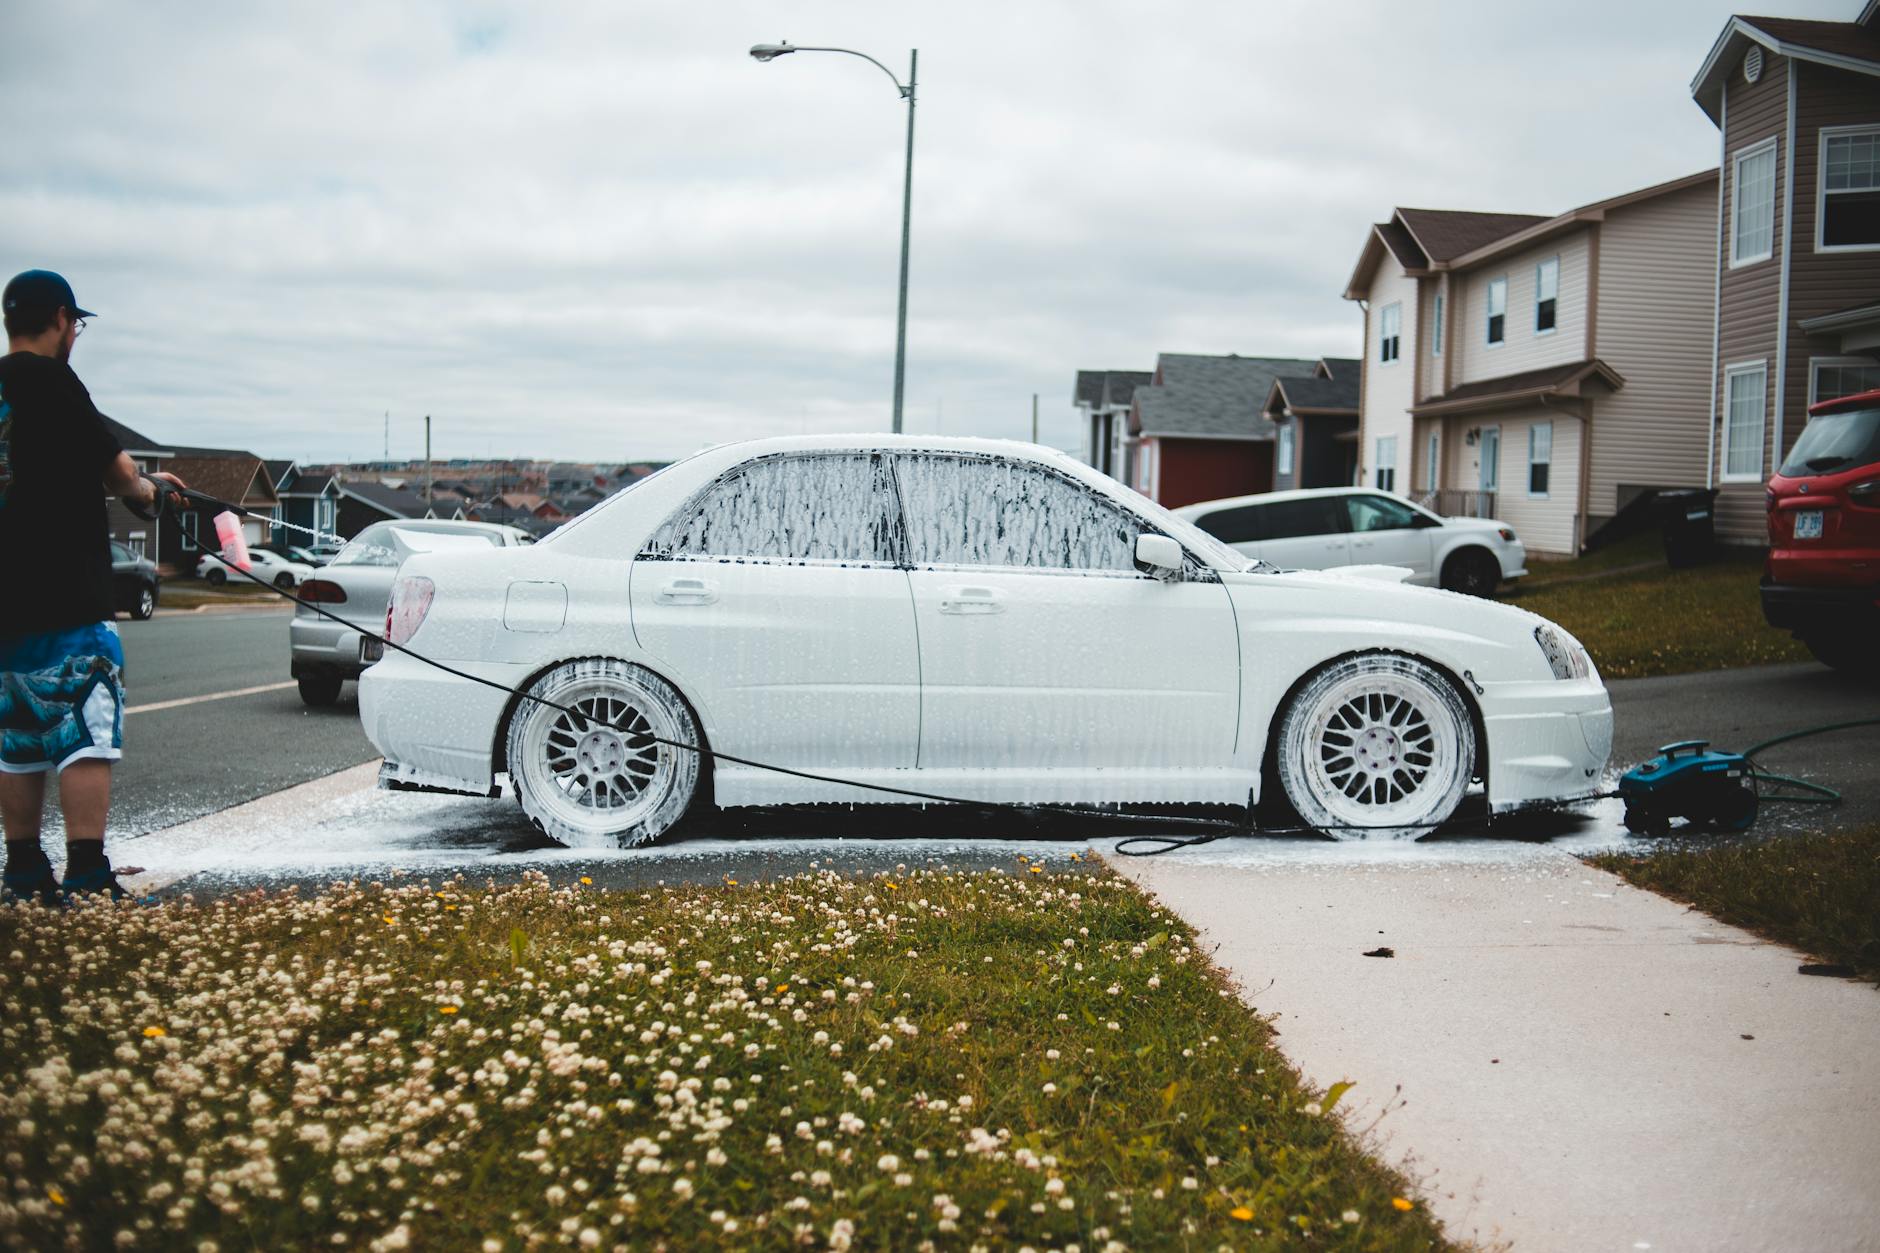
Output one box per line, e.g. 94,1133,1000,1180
1780,406,1880,476
330,523,505,568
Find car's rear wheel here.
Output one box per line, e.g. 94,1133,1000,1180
507,659,703,849
298,675,343,706
132,585,156,620
205,567,227,586
1275,654,1475,840
1440,548,1500,597
1800,632,1879,677
274,572,295,590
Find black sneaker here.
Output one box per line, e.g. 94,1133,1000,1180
2,856,61,906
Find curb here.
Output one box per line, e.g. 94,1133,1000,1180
149,601,294,617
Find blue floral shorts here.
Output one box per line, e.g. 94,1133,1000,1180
0,622,125,774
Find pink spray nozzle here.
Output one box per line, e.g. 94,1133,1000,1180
213,511,252,571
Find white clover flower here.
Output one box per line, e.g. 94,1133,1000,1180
1343,1209,1361,1223
671,1177,693,1200
877,1154,900,1172
1045,1178,1065,1196
1303,1102,1323,1116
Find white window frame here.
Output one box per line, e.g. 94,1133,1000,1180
1431,292,1444,357
1808,356,1880,407
1277,422,1295,476
1374,435,1397,492
1485,277,1507,347
1378,302,1402,365
1721,360,1769,483
1534,257,1559,336
1730,137,1778,268
1816,125,1880,254
1425,432,1439,493
1526,421,1553,499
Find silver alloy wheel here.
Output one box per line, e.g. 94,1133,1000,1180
506,659,702,849
136,587,155,619
1276,654,1475,840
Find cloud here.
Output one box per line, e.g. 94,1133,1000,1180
0,0,1850,463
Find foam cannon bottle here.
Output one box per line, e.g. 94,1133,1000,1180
213,511,252,571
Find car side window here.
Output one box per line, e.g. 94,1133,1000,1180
1261,497,1347,540
109,543,130,562
894,453,1142,573
1195,504,1265,545
654,453,892,564
1346,495,1421,533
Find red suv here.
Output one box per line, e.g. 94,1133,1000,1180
1762,386,1880,673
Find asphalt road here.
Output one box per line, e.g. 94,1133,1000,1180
100,609,378,837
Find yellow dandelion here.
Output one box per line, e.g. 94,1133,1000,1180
725,877,739,886
143,1026,166,1039
885,882,898,891
46,1186,64,1207
435,891,447,899
1028,865,1043,875
383,915,396,925
1229,1206,1254,1222
1391,1197,1414,1212
580,877,592,886
446,904,457,911
775,985,789,995
440,1006,459,1015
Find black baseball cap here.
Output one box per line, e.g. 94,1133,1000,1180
3,270,95,319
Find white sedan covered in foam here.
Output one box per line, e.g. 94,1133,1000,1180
359,436,1611,847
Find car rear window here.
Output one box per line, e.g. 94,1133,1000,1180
1780,406,1880,476
1194,503,1266,544
331,523,506,568
1262,497,1347,540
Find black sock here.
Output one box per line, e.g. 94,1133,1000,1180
5,840,47,874
64,841,107,877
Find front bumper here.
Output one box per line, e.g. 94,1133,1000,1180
1759,578,1880,635
290,612,379,680
1478,676,1612,813
358,648,531,796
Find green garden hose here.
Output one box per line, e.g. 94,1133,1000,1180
1741,717,1880,807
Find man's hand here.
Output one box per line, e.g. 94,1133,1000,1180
143,471,187,511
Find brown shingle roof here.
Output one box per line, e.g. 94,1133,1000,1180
1374,220,1428,270
1740,15,1880,64
1412,360,1626,416
165,453,278,509
1396,209,1550,264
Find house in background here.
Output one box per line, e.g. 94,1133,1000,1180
1072,369,1152,483
1690,3,1880,543
1345,172,1719,555
269,462,341,548
333,479,460,538
1125,353,1318,507
99,416,176,560
1263,358,1361,490
160,451,279,566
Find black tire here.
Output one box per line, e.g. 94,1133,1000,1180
298,675,343,706
205,567,227,586
1440,548,1501,597
1800,633,1879,677
274,573,296,591
506,659,703,849
131,585,157,620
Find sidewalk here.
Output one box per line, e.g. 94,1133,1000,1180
1106,843,1880,1253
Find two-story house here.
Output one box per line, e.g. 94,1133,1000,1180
1072,369,1152,483
1691,4,1880,543
1124,353,1319,507
1345,172,1720,555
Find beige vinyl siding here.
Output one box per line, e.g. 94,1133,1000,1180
1454,229,1592,387
1358,262,1419,488
1489,409,1582,556
1713,52,1789,544
1586,180,1718,526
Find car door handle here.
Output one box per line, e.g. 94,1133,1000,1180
939,585,1004,615
656,576,718,606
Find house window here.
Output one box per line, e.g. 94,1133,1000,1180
1722,362,1768,481
1431,293,1444,357
1731,139,1777,266
1819,127,1880,250
1527,422,1552,497
1277,423,1295,476
1378,302,1401,364
1425,433,1440,493
1810,358,1880,406
126,531,147,559
1480,427,1501,491
1535,257,1559,334
1374,436,1397,492
1486,277,1507,345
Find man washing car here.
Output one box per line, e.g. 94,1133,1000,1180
0,270,184,900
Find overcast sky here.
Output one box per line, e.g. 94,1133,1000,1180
0,1,1855,465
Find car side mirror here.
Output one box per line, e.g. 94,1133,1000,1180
1134,533,1184,580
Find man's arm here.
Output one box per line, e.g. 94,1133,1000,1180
103,453,185,510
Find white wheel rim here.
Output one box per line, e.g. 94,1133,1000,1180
518,678,679,837
1300,673,1459,830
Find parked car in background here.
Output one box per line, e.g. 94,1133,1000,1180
196,548,314,590
290,519,534,706
1174,487,1526,596
278,543,340,567
110,542,160,620
1761,387,1880,675
359,436,1608,851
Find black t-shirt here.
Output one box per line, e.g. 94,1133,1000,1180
0,352,124,636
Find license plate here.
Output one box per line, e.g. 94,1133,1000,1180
361,638,385,663
1793,510,1823,540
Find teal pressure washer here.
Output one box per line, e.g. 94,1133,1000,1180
1619,741,1757,835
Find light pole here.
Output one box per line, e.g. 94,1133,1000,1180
751,41,917,434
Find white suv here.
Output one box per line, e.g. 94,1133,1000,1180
1174,487,1526,596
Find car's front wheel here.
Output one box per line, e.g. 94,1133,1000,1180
506,659,703,849
131,585,157,620
205,567,226,586
1275,654,1476,840
274,573,296,591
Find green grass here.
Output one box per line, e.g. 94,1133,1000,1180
1588,825,1880,983
0,867,1453,1251
152,581,286,611
1503,539,1806,679
1516,531,1663,588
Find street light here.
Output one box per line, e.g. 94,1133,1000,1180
750,40,918,434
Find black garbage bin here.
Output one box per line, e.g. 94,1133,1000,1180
1653,488,1719,568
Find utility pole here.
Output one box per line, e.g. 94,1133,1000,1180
424,415,433,513
1031,393,1039,444
383,411,389,463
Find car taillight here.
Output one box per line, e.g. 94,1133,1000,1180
1497,527,1516,542
1849,479,1880,506
298,579,348,604
386,575,436,646
1766,489,1778,513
